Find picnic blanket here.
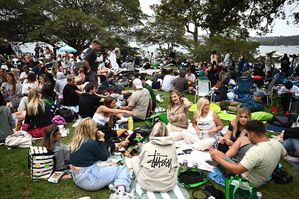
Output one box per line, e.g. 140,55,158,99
130,180,189,199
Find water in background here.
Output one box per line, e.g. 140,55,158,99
19,42,299,56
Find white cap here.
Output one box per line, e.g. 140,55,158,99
133,78,143,89
1,64,8,70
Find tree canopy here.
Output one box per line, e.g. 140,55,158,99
152,0,297,43
0,0,144,51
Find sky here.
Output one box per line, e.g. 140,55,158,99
139,0,299,37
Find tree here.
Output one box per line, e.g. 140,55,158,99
154,0,296,42
136,4,187,55
0,0,144,51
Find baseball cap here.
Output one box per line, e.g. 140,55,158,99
133,78,143,89
253,91,264,97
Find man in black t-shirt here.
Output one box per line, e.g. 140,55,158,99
83,39,102,85
63,74,81,106
79,83,102,118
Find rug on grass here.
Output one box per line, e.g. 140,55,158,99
130,180,190,199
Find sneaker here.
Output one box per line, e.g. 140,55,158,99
109,190,134,199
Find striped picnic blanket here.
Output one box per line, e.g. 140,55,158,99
130,181,189,199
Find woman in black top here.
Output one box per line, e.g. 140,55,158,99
69,118,131,193
24,89,53,137
218,108,251,153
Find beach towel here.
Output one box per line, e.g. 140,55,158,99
130,180,190,199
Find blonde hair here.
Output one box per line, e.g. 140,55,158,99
150,122,168,137
193,97,209,120
69,118,97,152
231,107,251,138
27,89,44,116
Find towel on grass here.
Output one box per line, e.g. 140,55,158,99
130,180,189,199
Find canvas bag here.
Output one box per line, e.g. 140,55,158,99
5,131,32,148
225,176,258,199
28,146,55,181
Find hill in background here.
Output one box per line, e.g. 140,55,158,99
250,35,299,46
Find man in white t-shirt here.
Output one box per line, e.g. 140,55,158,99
161,70,177,91
278,81,299,113
210,120,286,187
122,78,151,121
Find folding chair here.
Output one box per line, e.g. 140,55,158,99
236,76,254,95
264,73,280,105
194,79,211,103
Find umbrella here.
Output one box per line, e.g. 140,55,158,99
58,46,77,53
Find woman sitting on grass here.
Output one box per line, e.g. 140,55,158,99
93,96,133,150
0,92,15,143
218,108,252,153
167,89,192,140
131,122,179,192
69,118,131,193
23,89,53,138
185,97,223,151
43,125,70,171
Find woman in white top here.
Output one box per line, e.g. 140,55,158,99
185,97,223,150
21,72,37,96
93,96,132,150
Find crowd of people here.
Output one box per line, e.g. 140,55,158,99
0,40,299,197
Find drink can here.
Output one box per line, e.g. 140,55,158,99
183,160,188,169
256,192,262,199
193,163,198,169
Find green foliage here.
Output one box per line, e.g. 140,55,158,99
154,0,294,43
189,36,260,62
0,0,144,51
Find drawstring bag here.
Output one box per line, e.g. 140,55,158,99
225,175,258,199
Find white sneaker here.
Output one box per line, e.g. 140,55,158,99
109,190,134,199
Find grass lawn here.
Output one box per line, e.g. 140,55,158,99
0,90,298,199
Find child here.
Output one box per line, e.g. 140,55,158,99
43,125,70,171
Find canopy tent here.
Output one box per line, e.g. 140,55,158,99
58,46,77,53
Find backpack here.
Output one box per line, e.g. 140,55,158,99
59,108,77,123
178,168,208,189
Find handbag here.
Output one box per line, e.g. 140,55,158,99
28,146,55,181
5,131,32,148
225,176,258,199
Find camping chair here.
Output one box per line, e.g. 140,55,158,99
264,73,280,106
194,79,212,103
236,76,254,95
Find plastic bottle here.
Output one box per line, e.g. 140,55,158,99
128,116,134,130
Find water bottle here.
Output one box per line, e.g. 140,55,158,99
128,116,134,130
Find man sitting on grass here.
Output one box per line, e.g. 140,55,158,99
210,120,286,187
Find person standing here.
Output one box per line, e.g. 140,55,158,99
280,53,290,76
83,39,102,85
